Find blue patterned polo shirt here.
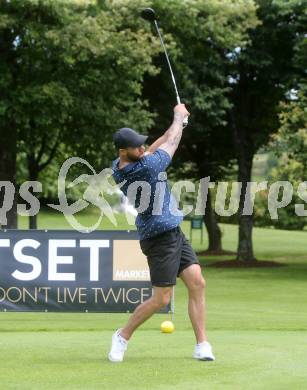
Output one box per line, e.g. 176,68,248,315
112,149,183,240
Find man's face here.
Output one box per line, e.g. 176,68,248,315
122,145,145,162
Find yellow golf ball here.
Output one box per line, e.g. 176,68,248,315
160,320,175,333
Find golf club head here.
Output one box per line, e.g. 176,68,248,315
141,8,157,22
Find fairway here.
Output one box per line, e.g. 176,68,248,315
1,1,306,388
1,223,307,389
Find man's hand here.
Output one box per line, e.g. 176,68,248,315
174,104,190,122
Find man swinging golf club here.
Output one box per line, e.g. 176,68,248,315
109,103,215,362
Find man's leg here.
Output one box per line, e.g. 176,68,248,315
179,264,207,344
120,286,173,340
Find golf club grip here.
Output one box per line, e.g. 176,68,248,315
176,97,188,127
183,116,188,128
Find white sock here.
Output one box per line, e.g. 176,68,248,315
196,341,208,347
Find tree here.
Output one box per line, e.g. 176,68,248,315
140,0,258,251
0,0,159,228
228,0,307,261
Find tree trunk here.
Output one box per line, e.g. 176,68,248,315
27,154,39,230
0,126,17,229
203,189,222,252
29,210,37,230
237,153,256,262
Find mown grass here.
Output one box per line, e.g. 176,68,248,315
1,211,306,389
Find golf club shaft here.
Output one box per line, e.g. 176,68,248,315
153,20,188,126
154,20,181,105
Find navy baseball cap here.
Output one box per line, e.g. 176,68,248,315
113,127,148,149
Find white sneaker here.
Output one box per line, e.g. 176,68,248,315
193,341,215,361
108,329,128,362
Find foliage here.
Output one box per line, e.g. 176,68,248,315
271,85,307,174
139,0,259,180
252,157,306,230
0,0,161,182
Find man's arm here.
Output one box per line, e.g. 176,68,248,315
146,131,169,154
158,104,190,158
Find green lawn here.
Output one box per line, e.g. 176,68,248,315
1,212,307,389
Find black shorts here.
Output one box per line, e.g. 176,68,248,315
139,226,200,287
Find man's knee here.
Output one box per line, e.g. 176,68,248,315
200,277,206,289
153,287,173,308
190,275,206,292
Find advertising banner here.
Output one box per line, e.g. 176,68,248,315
0,230,169,313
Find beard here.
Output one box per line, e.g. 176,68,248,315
126,150,143,162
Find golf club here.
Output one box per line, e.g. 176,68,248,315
141,7,188,127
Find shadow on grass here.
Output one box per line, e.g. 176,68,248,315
199,257,307,282
206,259,285,268
196,250,237,256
